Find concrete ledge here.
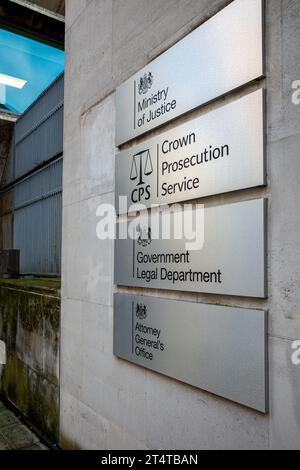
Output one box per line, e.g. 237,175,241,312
0,277,61,296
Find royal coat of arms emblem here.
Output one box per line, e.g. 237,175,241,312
136,303,147,320
138,72,153,95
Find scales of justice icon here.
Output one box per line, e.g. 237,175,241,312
130,149,153,185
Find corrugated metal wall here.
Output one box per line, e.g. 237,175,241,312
14,75,64,179
12,74,64,275
13,159,62,275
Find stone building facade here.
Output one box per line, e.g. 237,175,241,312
60,0,300,449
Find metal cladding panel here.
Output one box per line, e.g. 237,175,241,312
13,159,62,275
14,74,64,179
15,74,64,140
14,158,62,209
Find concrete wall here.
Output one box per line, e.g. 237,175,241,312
0,192,12,251
0,120,14,187
61,0,300,449
0,119,14,253
0,279,60,442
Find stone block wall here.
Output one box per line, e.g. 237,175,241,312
61,0,300,449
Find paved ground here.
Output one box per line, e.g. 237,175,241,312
0,400,48,450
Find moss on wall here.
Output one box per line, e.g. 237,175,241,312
0,277,61,292
0,281,60,442
59,433,81,451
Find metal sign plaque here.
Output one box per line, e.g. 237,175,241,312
114,294,268,412
114,199,267,298
115,90,265,214
115,0,264,145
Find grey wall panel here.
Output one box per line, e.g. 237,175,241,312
13,159,62,275
14,158,62,210
10,74,64,275
14,74,64,179
15,74,64,142
14,106,63,179
13,192,62,276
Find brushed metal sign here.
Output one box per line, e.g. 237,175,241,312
116,90,265,214
114,294,268,412
114,199,267,298
116,0,265,145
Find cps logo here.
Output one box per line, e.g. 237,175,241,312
130,149,153,203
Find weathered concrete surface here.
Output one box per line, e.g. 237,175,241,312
31,0,65,16
0,120,13,188
61,0,300,449
0,250,19,278
0,279,60,442
0,192,12,251
0,399,48,450
0,0,64,47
